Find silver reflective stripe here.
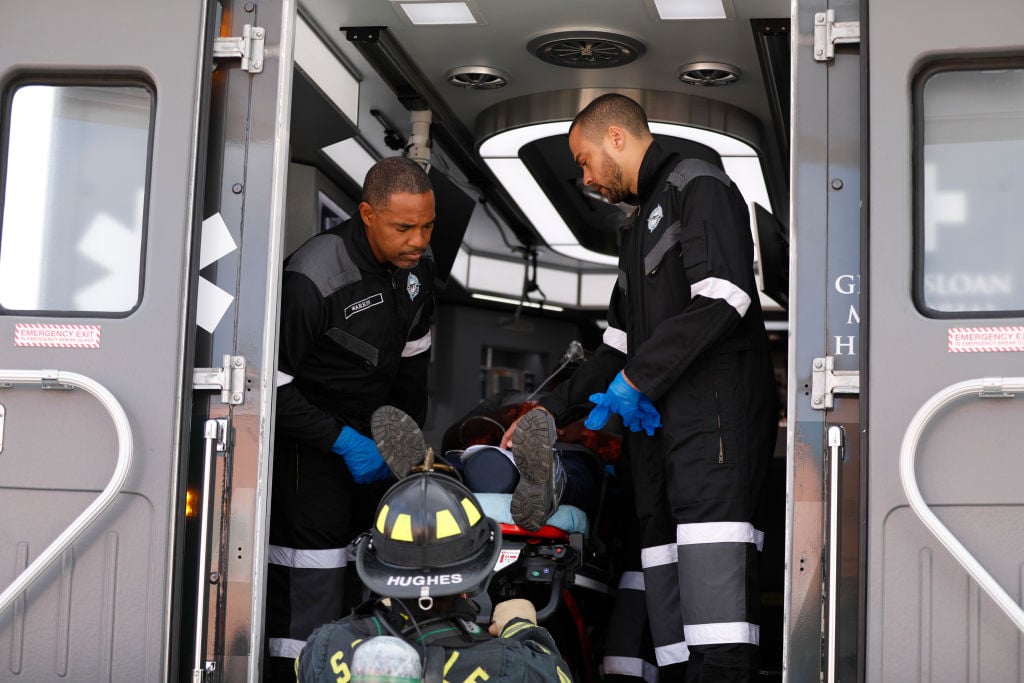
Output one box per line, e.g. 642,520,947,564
684,621,760,646
690,276,751,317
401,330,432,357
619,570,645,591
602,326,628,354
277,370,294,387
641,542,678,568
602,656,660,682
268,637,306,659
676,521,764,551
267,544,348,569
654,640,691,666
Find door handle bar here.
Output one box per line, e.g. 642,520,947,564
899,376,1024,634
0,369,133,616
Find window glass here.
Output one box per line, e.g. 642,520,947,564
0,83,151,313
921,67,1024,313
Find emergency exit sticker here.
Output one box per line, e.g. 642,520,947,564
948,326,1024,353
14,323,101,349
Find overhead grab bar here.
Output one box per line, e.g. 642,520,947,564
0,369,133,616
899,377,1024,634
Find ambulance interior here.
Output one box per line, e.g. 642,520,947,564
281,0,791,674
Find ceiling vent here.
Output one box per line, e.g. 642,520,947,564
677,62,740,86
446,65,509,89
528,31,646,69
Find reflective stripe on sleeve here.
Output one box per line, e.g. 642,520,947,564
689,277,751,317
267,545,348,569
602,326,628,354
654,640,691,666
602,656,659,683
401,330,432,357
684,621,760,646
676,521,764,551
640,542,677,568
267,637,305,659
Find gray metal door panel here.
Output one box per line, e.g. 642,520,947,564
867,0,1024,679
0,1,211,680
788,0,863,680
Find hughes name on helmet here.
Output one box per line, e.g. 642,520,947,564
356,471,501,601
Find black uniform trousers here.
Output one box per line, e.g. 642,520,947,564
264,434,390,682
628,347,777,683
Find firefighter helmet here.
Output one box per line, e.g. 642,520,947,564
356,471,501,600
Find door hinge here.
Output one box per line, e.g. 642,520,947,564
811,356,860,410
213,24,265,73
814,10,860,62
193,355,246,405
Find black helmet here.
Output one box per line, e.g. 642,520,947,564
356,471,501,600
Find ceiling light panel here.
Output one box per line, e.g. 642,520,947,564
295,15,359,123
321,139,377,186
648,0,730,20
392,1,481,25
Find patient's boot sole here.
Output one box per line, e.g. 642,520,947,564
371,405,427,479
510,409,556,531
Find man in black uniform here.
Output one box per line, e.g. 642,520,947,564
296,467,571,683
265,156,437,681
505,94,778,681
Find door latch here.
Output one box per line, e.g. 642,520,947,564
193,355,246,405
811,356,860,409
813,10,860,62
213,24,265,73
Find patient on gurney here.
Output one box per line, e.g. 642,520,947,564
371,404,602,532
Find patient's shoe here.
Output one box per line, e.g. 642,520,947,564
371,405,428,479
509,409,565,531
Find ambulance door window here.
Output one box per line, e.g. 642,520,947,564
917,62,1024,315
0,81,152,314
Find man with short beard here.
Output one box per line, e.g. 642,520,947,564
504,93,778,682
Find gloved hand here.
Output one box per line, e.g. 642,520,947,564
585,372,662,436
331,426,391,484
489,598,538,636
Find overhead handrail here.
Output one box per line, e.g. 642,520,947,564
0,369,133,616
899,377,1024,634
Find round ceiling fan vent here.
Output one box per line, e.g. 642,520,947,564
528,31,646,69
446,66,509,89
677,62,740,86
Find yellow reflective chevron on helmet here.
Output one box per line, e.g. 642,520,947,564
461,497,481,526
435,509,462,538
391,513,413,541
376,504,390,533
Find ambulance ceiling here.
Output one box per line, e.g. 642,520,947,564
293,0,790,312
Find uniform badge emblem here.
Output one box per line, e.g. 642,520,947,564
407,273,421,300
647,204,664,232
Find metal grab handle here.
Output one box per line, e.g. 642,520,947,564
0,369,133,616
899,377,1024,634
193,419,225,682
826,426,844,683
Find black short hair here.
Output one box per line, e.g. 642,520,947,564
570,93,651,142
362,156,433,210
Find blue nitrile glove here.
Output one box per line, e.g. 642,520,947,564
331,427,391,484
585,372,663,436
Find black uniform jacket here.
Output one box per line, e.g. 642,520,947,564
276,216,435,451
297,599,570,683
542,142,770,418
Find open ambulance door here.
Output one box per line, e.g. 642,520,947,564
0,1,295,680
